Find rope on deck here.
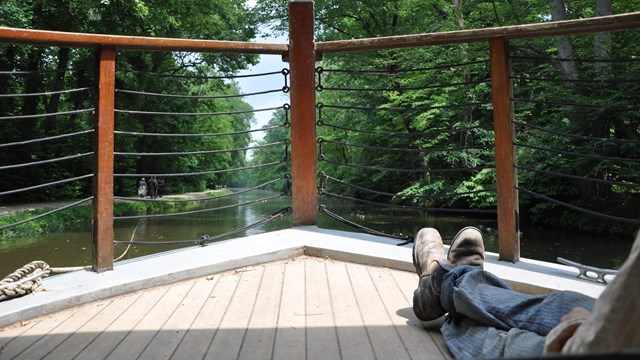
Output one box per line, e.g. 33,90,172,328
0,261,51,301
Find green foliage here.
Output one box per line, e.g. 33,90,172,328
0,189,233,241
251,0,640,236
0,206,92,240
0,0,260,203
2,0,639,238
247,109,291,191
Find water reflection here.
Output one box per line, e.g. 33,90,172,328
0,190,634,277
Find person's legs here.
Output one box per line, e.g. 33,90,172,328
412,228,451,321
441,265,596,336
448,226,485,267
442,316,546,359
413,226,596,359
412,226,486,321
413,227,520,358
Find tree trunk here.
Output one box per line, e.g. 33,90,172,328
44,47,71,134
0,46,17,119
549,0,578,80
592,0,613,198
21,49,43,140
452,0,464,29
594,0,612,79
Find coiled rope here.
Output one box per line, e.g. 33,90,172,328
0,217,147,302
0,261,51,301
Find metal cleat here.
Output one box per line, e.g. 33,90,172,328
557,257,618,284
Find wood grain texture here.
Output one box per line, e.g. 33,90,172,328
288,0,318,226
490,38,520,262
92,45,116,272
0,257,450,360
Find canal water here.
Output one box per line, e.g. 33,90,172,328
0,190,634,277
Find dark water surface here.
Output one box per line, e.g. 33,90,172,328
0,190,634,277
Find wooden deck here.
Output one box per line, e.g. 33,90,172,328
0,226,608,360
0,256,451,360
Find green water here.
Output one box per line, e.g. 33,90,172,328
0,190,634,277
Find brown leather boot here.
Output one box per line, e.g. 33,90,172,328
412,228,449,321
447,226,485,268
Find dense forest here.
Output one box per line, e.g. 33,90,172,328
249,0,640,235
0,0,260,200
0,0,639,236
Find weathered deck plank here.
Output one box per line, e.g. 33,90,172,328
14,297,107,360
372,266,449,359
170,273,235,360
346,262,411,360
0,304,78,359
42,291,140,359
237,263,284,360
205,266,263,359
0,256,450,360
73,286,169,360
272,258,306,359
104,281,195,359
325,260,377,359
0,306,78,359
305,258,341,360
138,277,217,359
390,265,451,357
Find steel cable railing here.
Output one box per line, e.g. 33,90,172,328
0,130,94,148
0,66,95,233
510,47,640,230
113,177,286,203
114,126,282,138
0,108,95,121
109,66,292,248
114,106,283,117
0,152,94,171
314,57,497,241
113,207,292,246
114,192,287,220
0,197,94,232
320,173,496,201
0,62,293,260
115,141,288,157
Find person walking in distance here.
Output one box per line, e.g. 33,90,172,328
138,177,147,198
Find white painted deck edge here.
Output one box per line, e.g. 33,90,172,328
0,226,606,328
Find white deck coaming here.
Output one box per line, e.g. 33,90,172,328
0,226,607,328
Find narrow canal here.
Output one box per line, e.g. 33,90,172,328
0,189,634,277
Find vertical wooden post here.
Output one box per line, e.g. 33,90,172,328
489,38,520,262
92,45,115,272
288,0,318,226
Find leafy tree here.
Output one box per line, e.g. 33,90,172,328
247,109,291,191
251,0,640,235
0,0,260,201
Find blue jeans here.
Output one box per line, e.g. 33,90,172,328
439,266,595,359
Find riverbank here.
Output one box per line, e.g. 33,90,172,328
0,189,289,278
0,189,233,241
0,190,634,272
0,189,229,217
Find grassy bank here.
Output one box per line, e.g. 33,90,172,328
0,190,233,241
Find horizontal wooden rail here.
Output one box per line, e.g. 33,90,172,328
0,27,288,55
316,12,640,53
3,11,639,55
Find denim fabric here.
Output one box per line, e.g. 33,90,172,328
442,317,546,359
439,266,595,359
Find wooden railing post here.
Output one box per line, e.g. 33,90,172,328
288,0,318,226
490,37,520,262
92,45,115,272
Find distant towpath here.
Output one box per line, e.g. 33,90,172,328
0,189,227,217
